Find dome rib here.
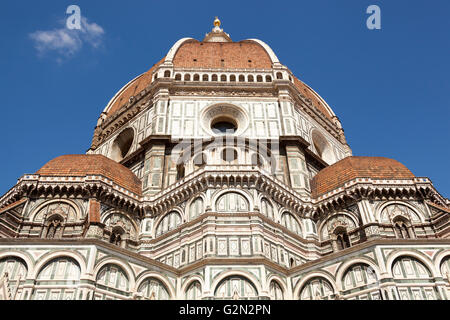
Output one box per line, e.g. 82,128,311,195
172,40,273,69
105,57,166,117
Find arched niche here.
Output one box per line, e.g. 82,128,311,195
37,257,81,282
31,200,79,224
155,211,182,237
280,212,302,236
440,256,450,280
96,264,130,296
200,103,249,137
392,256,432,280
319,213,358,242
392,256,437,300
379,203,423,224
216,192,249,213
189,197,204,221
214,276,258,300
269,280,284,300
299,277,334,300
342,263,378,292
311,130,335,164
138,277,170,300
32,257,81,300
102,212,138,242
185,280,202,300
0,257,27,281
260,198,274,220
110,128,134,162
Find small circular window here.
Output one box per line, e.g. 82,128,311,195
201,104,249,137
211,118,237,135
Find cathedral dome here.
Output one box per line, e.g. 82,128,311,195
311,156,415,198
101,24,336,123
36,154,142,195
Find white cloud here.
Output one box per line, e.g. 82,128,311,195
30,17,105,58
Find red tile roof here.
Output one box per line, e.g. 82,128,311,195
311,156,415,198
106,57,166,117
293,76,333,121
105,40,273,119
36,155,142,195
104,40,334,125
172,40,273,69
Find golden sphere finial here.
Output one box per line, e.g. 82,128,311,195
214,17,221,28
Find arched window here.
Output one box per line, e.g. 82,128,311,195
393,217,411,239
164,70,171,78
193,74,200,81
276,72,283,80
221,74,227,82
202,74,209,81
155,212,182,236
175,74,182,81
45,216,63,239
211,74,218,81
239,75,245,82
138,277,170,300
32,201,78,224
109,227,124,246
281,212,302,236
335,228,351,250
190,197,204,220
102,212,138,242
184,74,191,81
216,193,249,212
248,75,254,82
257,75,263,82
266,75,272,82
230,75,236,82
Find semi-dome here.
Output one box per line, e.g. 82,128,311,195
36,154,142,195
311,156,415,198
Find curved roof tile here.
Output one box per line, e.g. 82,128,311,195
311,156,415,198
36,154,142,195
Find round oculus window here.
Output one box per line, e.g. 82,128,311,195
211,120,237,135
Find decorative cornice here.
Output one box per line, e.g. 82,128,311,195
1,168,446,225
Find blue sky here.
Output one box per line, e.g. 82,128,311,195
0,0,448,198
